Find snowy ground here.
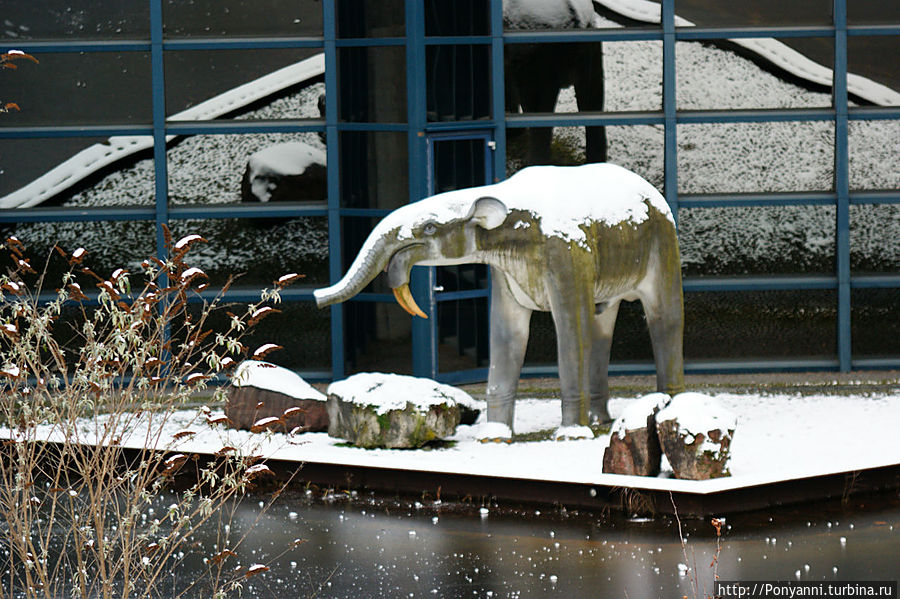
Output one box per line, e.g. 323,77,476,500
25,391,900,496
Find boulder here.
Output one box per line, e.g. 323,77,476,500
240,142,326,204
602,393,669,476
226,361,328,433
655,393,736,480
326,373,480,449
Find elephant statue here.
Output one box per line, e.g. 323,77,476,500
504,0,607,165
314,163,684,439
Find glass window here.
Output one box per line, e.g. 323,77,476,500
850,120,900,191
677,122,834,195
0,52,151,127
0,136,156,210
684,290,838,361
847,37,900,107
1,0,149,40
427,44,491,122
336,0,405,38
678,206,836,277
426,0,490,36
852,289,900,358
163,0,323,38
167,133,325,205
676,39,833,110
674,0,832,27
339,132,409,209
170,217,329,288
4,220,157,284
850,204,900,275
848,0,899,26
337,47,407,123
164,49,323,120
503,0,605,31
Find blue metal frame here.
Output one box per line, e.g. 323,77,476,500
2,0,898,380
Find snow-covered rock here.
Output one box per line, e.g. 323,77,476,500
241,141,326,204
602,393,669,476
655,393,736,480
326,373,480,449
226,361,329,433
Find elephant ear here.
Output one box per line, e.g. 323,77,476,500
468,196,507,230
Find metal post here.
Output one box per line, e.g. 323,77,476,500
662,0,678,223
323,0,344,381
149,0,169,260
833,0,852,371
491,0,506,183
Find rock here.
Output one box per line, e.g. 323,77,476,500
240,142,326,204
655,393,737,480
326,373,478,449
226,361,328,433
602,393,669,476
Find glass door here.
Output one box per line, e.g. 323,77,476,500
423,133,494,383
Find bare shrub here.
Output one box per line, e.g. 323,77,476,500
0,231,300,598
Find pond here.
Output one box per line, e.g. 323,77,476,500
162,488,900,598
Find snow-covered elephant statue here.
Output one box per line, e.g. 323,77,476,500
504,0,607,164
314,163,684,439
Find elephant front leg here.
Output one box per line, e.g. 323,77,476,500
549,284,595,438
485,270,532,437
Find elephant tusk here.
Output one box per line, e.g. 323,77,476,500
392,284,428,319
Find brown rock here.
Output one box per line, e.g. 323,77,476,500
602,393,668,476
655,393,736,480
226,385,329,433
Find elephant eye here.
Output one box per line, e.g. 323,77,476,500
423,223,437,236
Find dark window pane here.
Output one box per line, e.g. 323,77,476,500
345,302,413,375
847,37,900,106
852,289,900,358
336,0,405,38
1,0,149,40
164,49,323,120
679,206,836,277
164,0,322,38
674,0,831,27
427,45,491,122
426,0,489,36
684,290,837,361
337,47,407,122
851,205,900,275
848,0,899,26
0,52,151,127
339,132,409,209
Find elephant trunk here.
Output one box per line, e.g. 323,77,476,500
313,234,392,308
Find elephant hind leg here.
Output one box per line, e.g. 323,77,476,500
588,300,620,424
639,280,685,397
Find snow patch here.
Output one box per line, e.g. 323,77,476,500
656,392,737,437
232,360,325,401
327,372,479,415
613,392,670,439
246,142,325,203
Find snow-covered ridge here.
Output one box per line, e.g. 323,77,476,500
595,0,900,106
0,54,325,210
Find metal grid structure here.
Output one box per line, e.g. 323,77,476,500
1,0,898,382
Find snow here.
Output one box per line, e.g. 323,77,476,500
327,372,482,415
612,392,669,438
9,390,900,496
387,163,671,249
232,360,325,401
174,234,204,250
504,0,595,29
656,392,737,437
